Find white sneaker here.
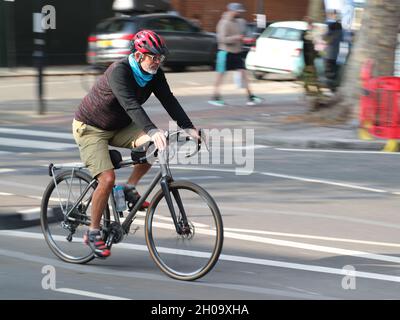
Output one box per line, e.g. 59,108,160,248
208,99,226,106
246,95,264,106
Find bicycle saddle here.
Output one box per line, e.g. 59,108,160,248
131,141,156,164
109,149,123,169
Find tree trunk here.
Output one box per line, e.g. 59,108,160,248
306,0,325,22
312,0,400,123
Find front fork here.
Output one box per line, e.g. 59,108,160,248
159,163,189,235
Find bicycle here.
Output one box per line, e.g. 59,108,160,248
40,130,224,281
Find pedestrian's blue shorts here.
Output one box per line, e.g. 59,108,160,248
216,50,228,73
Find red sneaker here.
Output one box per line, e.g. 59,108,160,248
124,186,149,211
83,230,111,259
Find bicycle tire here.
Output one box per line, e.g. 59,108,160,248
145,181,223,281
40,170,109,264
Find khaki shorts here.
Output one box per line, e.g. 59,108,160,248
72,119,144,178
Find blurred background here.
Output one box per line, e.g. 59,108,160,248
3,1,400,301
0,0,353,67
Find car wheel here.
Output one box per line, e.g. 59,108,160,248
252,71,265,80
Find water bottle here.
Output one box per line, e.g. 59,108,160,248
113,185,126,212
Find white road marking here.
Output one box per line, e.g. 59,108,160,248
17,207,40,214
233,145,270,150
0,137,77,150
170,166,391,194
179,175,220,180
276,148,400,155
0,79,84,89
0,169,16,173
220,205,400,230
259,172,388,193
224,227,400,248
0,192,14,196
219,253,400,284
0,128,74,140
0,247,333,299
122,216,210,229
53,288,130,300
125,221,400,264
1,230,400,285
20,199,400,245
27,195,45,200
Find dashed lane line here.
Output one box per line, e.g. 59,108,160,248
2,230,400,285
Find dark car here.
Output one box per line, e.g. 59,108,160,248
87,13,217,71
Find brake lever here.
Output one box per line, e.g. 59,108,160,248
199,128,210,152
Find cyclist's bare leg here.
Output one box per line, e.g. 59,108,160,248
128,133,153,185
127,163,152,185
90,169,115,230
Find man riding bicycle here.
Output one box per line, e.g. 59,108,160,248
72,30,200,258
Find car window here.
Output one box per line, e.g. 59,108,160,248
95,20,132,33
143,17,196,32
260,26,275,38
143,18,170,31
261,27,302,41
172,18,196,32
245,24,256,37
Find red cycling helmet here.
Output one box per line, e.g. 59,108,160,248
131,30,169,56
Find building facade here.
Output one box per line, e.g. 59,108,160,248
170,0,309,32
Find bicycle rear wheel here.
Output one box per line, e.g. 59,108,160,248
40,170,110,264
145,181,223,281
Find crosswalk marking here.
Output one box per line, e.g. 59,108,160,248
0,169,16,173
0,137,77,150
0,128,74,140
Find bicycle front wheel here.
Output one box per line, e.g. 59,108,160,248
145,181,223,281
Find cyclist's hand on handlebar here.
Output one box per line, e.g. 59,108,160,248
148,129,167,151
184,128,200,141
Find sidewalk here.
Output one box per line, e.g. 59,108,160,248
255,121,386,151
0,66,88,77
0,65,212,77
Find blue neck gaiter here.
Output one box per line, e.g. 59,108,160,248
128,54,153,87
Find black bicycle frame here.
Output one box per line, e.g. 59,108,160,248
121,161,189,235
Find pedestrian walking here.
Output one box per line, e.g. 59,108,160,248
323,10,343,92
300,16,322,99
208,2,263,106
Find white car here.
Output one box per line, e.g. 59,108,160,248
245,21,326,79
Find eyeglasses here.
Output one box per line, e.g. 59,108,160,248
145,54,166,63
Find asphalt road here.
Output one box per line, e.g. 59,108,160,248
1,73,400,300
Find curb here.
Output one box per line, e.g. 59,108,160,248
0,72,87,78
258,137,387,151
0,212,41,230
